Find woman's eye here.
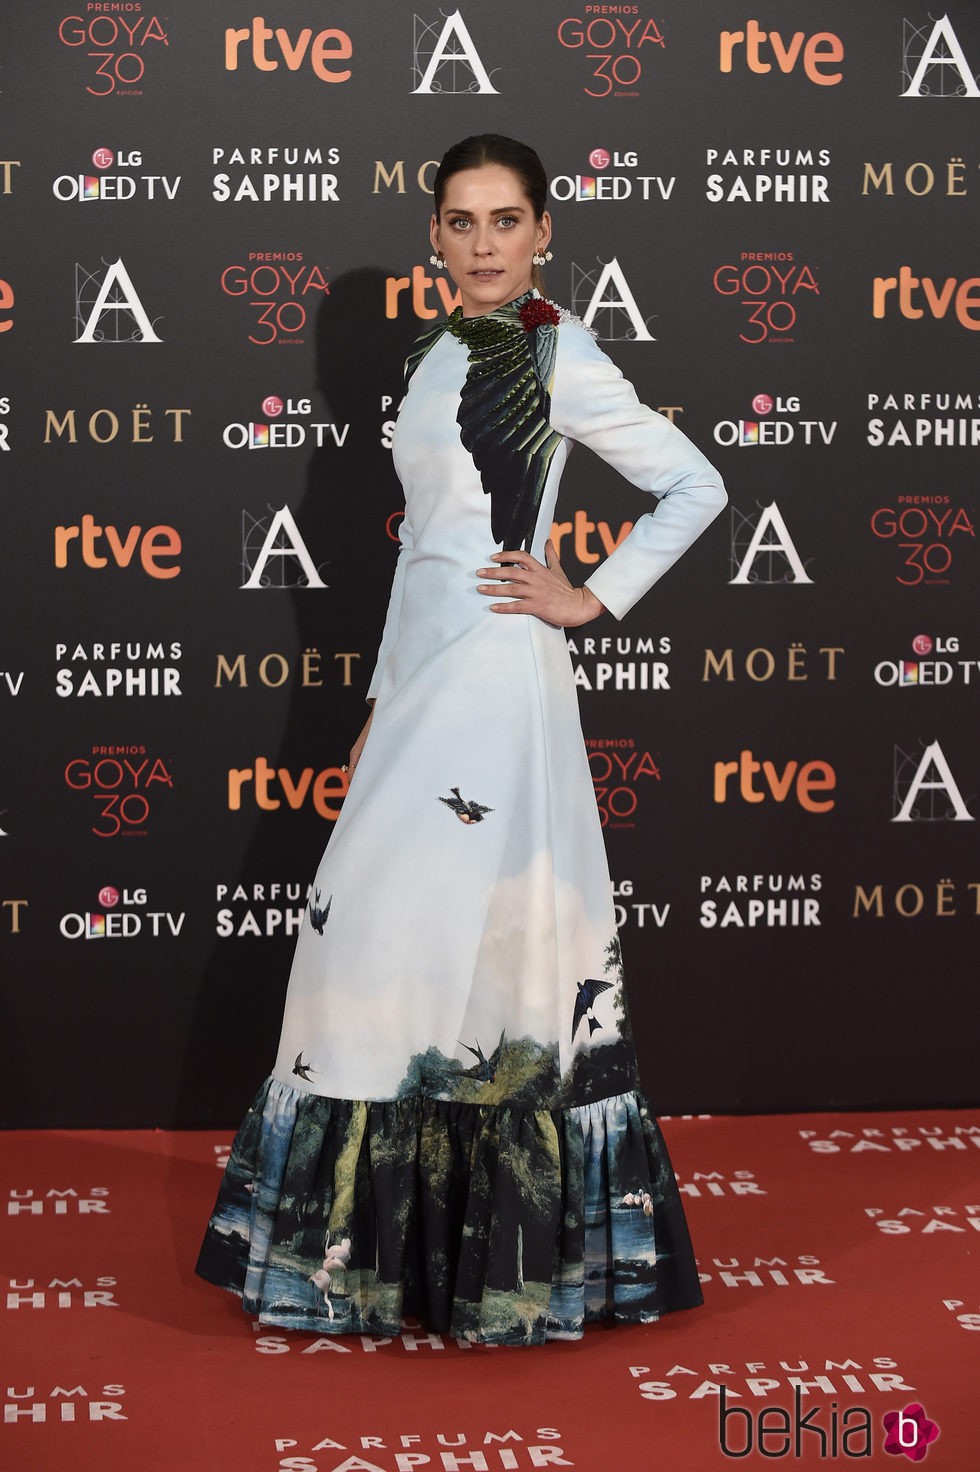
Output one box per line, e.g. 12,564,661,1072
498,216,518,228
450,218,470,231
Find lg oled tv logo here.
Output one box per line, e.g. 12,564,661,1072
550,148,676,204
52,146,180,203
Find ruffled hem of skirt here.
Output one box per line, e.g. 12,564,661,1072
196,1075,702,1346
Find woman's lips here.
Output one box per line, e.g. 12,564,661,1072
470,269,502,277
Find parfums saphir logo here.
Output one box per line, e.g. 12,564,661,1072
212,146,341,204
866,390,980,447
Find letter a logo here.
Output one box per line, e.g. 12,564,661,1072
729,501,813,585
74,258,163,344
413,10,498,94
241,505,327,589
892,739,973,822
901,15,980,98
574,258,655,342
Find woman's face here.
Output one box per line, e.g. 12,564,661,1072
430,163,552,318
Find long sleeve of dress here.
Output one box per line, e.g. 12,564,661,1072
549,323,727,620
365,510,414,702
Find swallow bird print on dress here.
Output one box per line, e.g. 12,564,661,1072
308,889,332,934
456,1030,506,1082
438,787,493,824
293,1053,318,1081
571,977,614,1042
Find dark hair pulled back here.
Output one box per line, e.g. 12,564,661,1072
433,135,550,290
433,134,548,220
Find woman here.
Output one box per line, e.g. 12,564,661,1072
197,135,726,1345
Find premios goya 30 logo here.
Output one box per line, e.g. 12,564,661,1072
220,254,329,343
64,746,174,838
57,8,169,97
556,12,666,98
713,253,821,345
869,495,974,586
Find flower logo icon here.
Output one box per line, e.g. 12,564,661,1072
882,1403,939,1461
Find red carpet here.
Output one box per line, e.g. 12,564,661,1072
3,1110,976,1470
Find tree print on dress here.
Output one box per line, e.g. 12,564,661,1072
196,1075,702,1344
395,1034,561,1108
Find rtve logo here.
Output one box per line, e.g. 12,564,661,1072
720,21,844,85
714,750,837,812
224,17,352,80
54,517,181,579
873,269,980,331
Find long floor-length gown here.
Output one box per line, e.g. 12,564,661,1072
197,292,726,1345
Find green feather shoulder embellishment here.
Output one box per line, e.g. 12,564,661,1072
404,292,564,553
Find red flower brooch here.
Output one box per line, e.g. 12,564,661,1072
518,298,561,331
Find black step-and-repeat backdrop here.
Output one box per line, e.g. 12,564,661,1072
1,3,977,1127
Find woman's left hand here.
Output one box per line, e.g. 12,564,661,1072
477,539,606,628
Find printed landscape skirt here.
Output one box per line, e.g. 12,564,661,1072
195,1075,703,1346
